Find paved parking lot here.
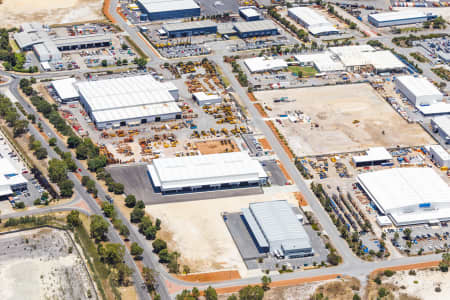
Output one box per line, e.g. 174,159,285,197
107,163,263,205
385,225,450,255
196,0,239,16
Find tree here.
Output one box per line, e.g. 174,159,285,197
227,295,237,300
130,207,145,223
13,119,28,137
15,202,25,209
102,243,125,265
238,285,264,300
49,137,57,146
67,210,81,228
152,238,167,254
403,228,412,240
113,182,124,194
353,294,361,300
48,159,67,183
90,215,109,241
134,57,148,69
327,252,341,266
205,286,217,300
88,155,107,172
67,135,81,148
261,275,271,291
102,202,115,218
81,175,90,186
136,200,145,209
115,263,133,286
101,59,108,67
121,43,129,50
130,242,144,259
158,249,171,263
119,224,130,239
142,267,158,292
34,147,48,160
440,253,450,272
125,194,136,208
191,287,200,299
58,179,74,197
378,287,387,298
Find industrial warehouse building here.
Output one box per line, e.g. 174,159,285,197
192,92,221,106
233,20,278,38
162,21,217,38
429,145,450,168
432,116,450,144
295,45,405,73
239,7,262,21
357,168,450,226
288,7,339,36
76,75,181,129
395,75,447,115
242,200,313,258
14,23,112,63
244,56,288,73
368,10,437,27
352,147,393,167
147,152,268,193
51,78,80,103
137,0,200,21
0,159,27,197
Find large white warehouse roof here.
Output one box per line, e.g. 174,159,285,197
396,76,443,101
138,0,199,13
295,52,344,72
244,57,288,73
288,7,331,28
0,158,27,197
358,168,450,225
148,152,267,191
51,78,79,101
369,10,432,23
76,75,181,125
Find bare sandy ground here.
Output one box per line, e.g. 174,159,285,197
145,189,298,277
0,0,104,28
254,84,433,156
0,228,95,300
385,269,450,300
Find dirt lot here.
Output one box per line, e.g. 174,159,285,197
0,228,95,300
195,139,239,155
0,0,104,28
145,190,298,277
367,268,450,300
254,84,434,156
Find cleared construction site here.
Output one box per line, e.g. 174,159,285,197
253,83,434,156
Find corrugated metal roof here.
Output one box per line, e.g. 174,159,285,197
248,200,311,249
288,7,331,28
357,168,450,213
52,78,79,100
353,147,392,164
0,158,27,189
370,10,432,22
433,116,450,135
244,57,288,72
148,152,267,190
163,20,217,32
233,20,278,33
242,208,269,248
138,0,199,13
240,8,261,18
395,75,443,99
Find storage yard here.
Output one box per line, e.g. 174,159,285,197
0,228,95,300
0,0,104,28
253,84,434,156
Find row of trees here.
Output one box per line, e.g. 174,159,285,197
0,28,38,73
268,8,309,42
0,94,29,137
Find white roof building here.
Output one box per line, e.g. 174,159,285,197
0,158,27,197
288,7,339,36
357,168,450,225
239,7,261,20
395,76,446,115
138,0,199,14
147,152,268,192
329,45,375,68
429,144,450,168
51,78,79,102
244,56,288,73
365,50,406,72
352,147,393,166
432,116,450,143
76,75,181,129
295,52,344,72
192,92,221,106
